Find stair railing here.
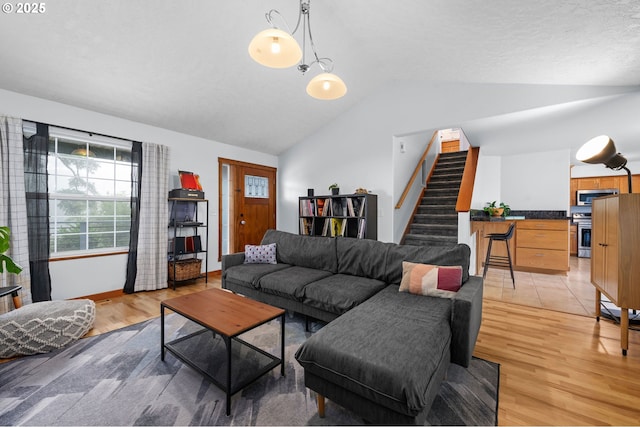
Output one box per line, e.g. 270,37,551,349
395,131,438,209
455,146,479,212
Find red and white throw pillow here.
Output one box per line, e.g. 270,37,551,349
399,261,462,298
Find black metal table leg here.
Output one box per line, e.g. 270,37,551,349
280,313,285,376
225,335,232,416
161,304,166,361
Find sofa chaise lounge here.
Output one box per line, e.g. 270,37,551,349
221,229,483,424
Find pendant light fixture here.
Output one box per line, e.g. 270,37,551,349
248,0,347,100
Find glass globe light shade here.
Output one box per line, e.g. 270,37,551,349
248,28,302,69
306,72,347,100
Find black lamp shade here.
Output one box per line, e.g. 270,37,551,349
576,135,627,170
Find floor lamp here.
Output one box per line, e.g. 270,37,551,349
576,135,632,193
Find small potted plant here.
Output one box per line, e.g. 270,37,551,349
484,201,510,217
329,183,340,195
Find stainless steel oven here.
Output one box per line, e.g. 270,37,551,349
573,212,592,258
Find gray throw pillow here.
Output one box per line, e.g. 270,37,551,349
244,243,277,264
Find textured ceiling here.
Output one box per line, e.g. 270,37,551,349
1,0,640,155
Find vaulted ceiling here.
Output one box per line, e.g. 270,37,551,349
1,0,639,158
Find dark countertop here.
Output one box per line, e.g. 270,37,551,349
470,209,569,221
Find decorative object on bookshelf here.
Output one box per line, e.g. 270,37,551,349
178,170,203,191
307,188,314,197
329,183,339,195
354,187,369,194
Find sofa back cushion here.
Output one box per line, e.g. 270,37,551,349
261,229,338,273
385,243,471,285
336,237,390,281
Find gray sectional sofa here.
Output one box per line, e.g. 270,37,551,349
221,229,483,425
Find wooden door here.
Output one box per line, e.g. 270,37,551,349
218,158,277,256
591,198,606,291
603,197,619,298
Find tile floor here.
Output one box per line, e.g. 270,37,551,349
481,256,598,317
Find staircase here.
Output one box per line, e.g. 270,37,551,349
402,151,467,247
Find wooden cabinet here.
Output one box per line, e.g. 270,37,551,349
570,175,640,204
299,193,377,239
591,194,640,355
472,220,569,274
515,220,569,272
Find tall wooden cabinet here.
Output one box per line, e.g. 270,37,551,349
591,194,640,355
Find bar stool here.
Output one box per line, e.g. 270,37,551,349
482,223,516,288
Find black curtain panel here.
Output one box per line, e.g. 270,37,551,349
23,122,52,302
124,141,142,294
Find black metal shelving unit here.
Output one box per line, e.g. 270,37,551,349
168,198,209,289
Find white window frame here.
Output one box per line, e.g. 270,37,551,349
36,125,134,258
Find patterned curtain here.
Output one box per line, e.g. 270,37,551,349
124,142,169,293
0,116,32,313
23,122,52,302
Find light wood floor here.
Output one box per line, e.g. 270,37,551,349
24,271,640,425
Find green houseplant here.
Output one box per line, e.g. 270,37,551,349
483,201,510,217
0,226,23,275
328,183,340,195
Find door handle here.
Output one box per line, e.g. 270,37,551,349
240,220,246,225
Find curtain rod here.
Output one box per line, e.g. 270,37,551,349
24,119,141,144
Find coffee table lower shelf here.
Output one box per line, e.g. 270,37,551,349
161,317,285,416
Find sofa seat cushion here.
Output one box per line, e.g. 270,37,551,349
295,286,452,417
303,274,387,315
224,263,292,290
258,266,333,300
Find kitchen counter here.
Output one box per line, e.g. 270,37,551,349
470,213,570,275
470,209,569,221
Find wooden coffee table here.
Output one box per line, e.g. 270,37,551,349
161,288,285,416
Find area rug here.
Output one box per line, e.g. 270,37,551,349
0,312,499,426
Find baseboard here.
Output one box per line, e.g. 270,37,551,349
75,270,221,301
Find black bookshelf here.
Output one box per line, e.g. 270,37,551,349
298,193,377,240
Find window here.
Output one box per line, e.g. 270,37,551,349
46,127,133,256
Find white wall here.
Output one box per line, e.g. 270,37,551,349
1,89,277,299
501,150,571,211
279,82,634,240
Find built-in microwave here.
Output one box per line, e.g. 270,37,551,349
576,188,619,206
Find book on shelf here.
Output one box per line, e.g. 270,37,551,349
317,198,325,216
358,198,366,217
299,199,316,216
357,219,366,239
346,198,355,216
330,218,346,237
321,198,332,216
300,218,313,235
322,218,331,236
